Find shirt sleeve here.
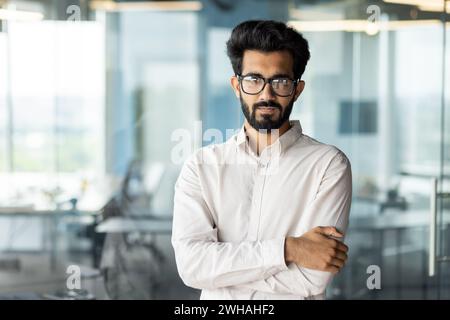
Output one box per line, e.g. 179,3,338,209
171,152,289,290
236,149,352,297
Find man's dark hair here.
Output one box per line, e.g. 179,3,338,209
226,20,310,80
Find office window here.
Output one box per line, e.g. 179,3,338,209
0,20,105,203
0,33,7,173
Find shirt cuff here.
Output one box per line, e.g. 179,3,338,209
261,237,289,278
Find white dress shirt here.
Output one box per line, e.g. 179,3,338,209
171,120,352,300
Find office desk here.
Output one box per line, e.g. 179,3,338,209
350,210,450,230
95,217,172,234
346,209,450,299
0,208,98,271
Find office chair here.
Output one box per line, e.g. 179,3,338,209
94,159,167,299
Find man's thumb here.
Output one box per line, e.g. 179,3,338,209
316,226,344,238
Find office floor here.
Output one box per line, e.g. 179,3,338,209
0,234,200,300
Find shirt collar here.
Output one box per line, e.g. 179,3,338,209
235,120,303,154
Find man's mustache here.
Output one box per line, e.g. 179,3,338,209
253,101,282,110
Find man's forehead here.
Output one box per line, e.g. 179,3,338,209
241,49,294,77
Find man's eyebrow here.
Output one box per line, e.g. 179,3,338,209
241,72,293,78
271,73,293,78
241,72,263,77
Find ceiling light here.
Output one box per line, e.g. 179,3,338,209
90,1,202,12
0,8,44,21
288,19,444,34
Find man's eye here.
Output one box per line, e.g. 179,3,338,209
273,79,289,85
246,77,261,83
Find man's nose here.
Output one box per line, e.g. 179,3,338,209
258,82,276,101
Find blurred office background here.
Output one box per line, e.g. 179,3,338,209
0,0,449,300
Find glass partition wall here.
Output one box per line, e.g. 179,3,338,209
285,0,450,299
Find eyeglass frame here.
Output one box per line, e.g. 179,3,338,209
236,73,300,97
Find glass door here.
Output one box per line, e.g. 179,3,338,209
434,0,450,299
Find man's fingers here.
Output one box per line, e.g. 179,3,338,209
300,226,349,274
325,265,340,274
336,241,349,253
334,250,348,262
329,258,345,269
327,238,349,253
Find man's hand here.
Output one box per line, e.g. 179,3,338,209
284,226,349,274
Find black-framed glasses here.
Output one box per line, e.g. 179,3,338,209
237,74,299,97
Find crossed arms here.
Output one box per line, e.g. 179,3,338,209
171,150,352,297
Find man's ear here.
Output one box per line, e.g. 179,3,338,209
230,76,240,99
293,80,305,102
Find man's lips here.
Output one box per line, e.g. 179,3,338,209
256,106,279,113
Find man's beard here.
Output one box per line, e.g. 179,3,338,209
240,95,295,132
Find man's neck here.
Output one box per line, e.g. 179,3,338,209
244,120,291,156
